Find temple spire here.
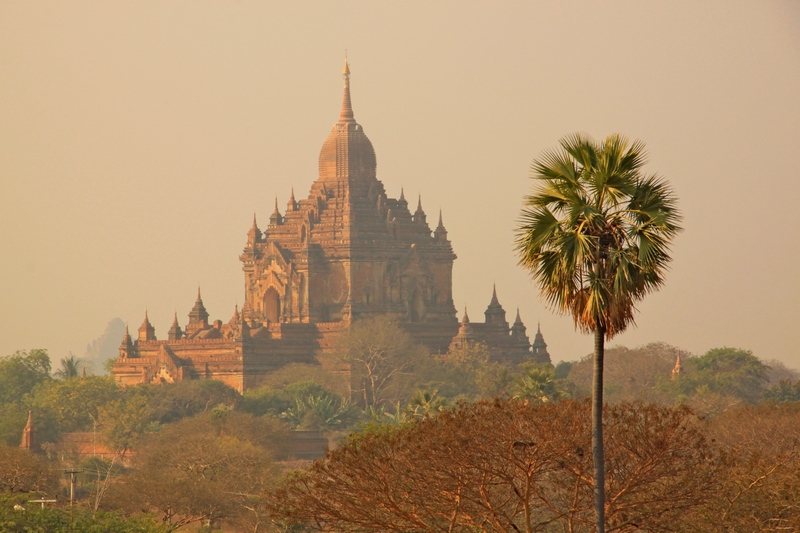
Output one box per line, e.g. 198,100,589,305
511,307,530,349
138,310,156,342
671,353,684,380
229,303,242,328
270,197,283,225
448,304,476,353
247,213,261,246
339,58,355,124
20,411,39,452
531,322,550,363
168,311,183,341
189,287,209,326
120,323,134,358
434,209,448,241
414,195,426,224
484,283,507,327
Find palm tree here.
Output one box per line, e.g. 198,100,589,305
54,354,83,379
512,363,563,403
404,389,450,421
515,133,681,533
281,393,360,430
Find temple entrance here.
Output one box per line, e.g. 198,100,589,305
409,287,425,322
264,288,281,324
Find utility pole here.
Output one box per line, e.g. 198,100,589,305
64,469,83,521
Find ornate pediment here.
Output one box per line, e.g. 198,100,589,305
400,244,430,279
262,241,291,271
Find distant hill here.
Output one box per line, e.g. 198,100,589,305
83,318,125,374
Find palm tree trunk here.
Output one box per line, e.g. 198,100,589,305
592,325,605,533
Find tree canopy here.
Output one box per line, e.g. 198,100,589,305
31,375,120,433
270,399,716,533
54,355,83,380
331,315,429,408
0,444,59,494
515,133,681,337
105,410,287,532
0,350,51,405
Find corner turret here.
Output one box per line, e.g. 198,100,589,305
247,213,262,246
531,323,551,364
511,308,531,348
229,304,240,325
168,311,183,341
484,284,508,328
434,210,448,241
119,324,134,358
448,306,477,353
269,198,283,226
138,311,156,342
413,195,427,224
188,287,209,326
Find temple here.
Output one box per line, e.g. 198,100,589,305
448,286,549,364
671,353,684,380
20,411,39,452
111,61,550,393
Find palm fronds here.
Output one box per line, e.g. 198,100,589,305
515,133,681,338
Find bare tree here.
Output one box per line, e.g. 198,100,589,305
332,316,427,408
269,400,716,533
702,403,800,532
0,443,59,494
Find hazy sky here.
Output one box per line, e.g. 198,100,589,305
2,1,799,368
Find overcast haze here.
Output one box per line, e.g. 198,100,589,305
1,1,799,368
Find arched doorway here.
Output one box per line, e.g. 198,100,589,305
409,286,425,322
264,287,281,324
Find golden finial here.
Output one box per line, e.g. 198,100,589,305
339,54,354,123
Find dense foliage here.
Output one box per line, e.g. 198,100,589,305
2,340,800,532
270,400,800,533
0,493,168,533
104,411,287,531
